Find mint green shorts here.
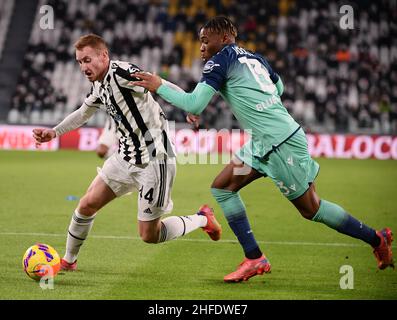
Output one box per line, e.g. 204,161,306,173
235,128,320,200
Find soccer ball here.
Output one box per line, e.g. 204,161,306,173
22,243,61,281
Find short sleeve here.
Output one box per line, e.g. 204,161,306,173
199,53,228,92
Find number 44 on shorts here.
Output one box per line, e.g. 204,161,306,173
139,186,154,203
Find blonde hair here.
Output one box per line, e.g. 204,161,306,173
74,34,108,52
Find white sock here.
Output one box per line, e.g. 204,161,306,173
63,210,96,263
158,214,207,243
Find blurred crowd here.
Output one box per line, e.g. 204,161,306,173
7,0,397,134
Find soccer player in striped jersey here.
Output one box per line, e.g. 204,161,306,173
132,16,394,282
32,34,221,271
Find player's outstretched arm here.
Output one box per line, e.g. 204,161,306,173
32,104,97,148
129,72,162,93
160,79,200,128
129,73,200,127
132,72,216,115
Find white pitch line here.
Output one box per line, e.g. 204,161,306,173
0,231,385,248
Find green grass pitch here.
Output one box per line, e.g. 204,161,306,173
0,150,396,300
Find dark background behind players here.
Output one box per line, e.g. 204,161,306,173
1,0,396,135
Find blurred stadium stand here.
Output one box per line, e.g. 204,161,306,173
0,0,39,123
0,0,396,134
0,0,15,60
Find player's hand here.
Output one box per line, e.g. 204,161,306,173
129,72,162,93
32,128,56,148
186,113,200,129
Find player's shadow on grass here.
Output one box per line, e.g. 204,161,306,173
203,278,273,287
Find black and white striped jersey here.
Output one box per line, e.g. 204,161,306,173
84,60,175,165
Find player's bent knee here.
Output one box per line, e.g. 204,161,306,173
78,196,100,216
140,232,159,244
292,186,320,220
210,179,222,189
211,180,236,192
138,219,161,243
299,209,317,220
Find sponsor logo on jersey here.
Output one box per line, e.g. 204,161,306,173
105,103,117,117
203,60,220,73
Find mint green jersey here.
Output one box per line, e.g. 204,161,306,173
200,44,300,158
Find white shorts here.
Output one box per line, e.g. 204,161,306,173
97,152,176,221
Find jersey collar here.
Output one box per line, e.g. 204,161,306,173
99,60,112,86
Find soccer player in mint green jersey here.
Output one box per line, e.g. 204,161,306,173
132,16,394,282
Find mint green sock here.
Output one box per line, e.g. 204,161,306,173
210,188,246,219
312,199,379,246
210,188,262,258
312,199,347,229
